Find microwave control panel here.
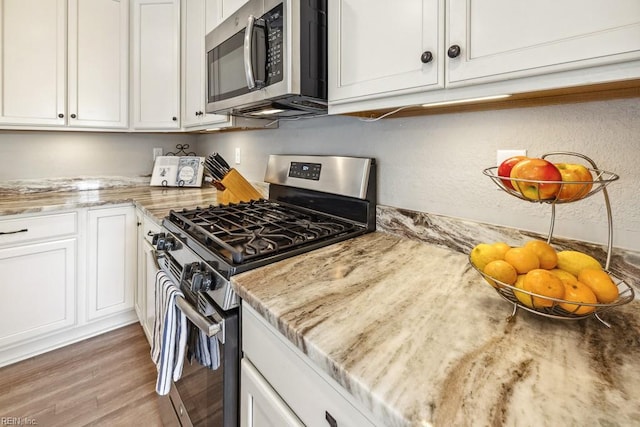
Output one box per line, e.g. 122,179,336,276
264,4,284,84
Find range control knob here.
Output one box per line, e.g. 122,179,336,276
164,236,176,251
191,272,204,292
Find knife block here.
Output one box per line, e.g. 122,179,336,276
218,169,263,204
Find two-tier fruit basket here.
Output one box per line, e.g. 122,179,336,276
471,151,635,327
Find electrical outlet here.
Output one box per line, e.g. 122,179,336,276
153,147,163,161
235,147,241,165
496,149,527,166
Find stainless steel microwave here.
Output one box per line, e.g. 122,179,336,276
205,0,327,119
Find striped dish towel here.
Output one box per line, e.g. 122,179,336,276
151,270,188,395
187,324,220,370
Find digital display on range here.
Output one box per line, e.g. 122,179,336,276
288,162,321,180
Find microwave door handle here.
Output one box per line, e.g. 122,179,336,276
244,15,257,89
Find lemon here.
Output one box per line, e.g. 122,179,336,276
513,274,534,308
556,250,602,277
470,243,502,271
559,281,597,315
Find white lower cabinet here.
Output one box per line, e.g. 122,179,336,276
0,238,76,348
0,206,138,368
86,206,137,320
135,208,160,343
241,358,304,427
241,304,380,427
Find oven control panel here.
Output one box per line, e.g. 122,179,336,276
288,161,321,180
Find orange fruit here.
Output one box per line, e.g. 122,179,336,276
549,269,578,286
504,247,540,274
578,268,619,303
491,242,511,259
513,274,534,308
559,281,598,315
523,269,565,307
524,240,558,269
483,260,518,288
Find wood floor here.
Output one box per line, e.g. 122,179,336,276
0,324,164,427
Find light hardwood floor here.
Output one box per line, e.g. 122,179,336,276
0,323,164,427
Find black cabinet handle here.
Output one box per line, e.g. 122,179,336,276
0,228,28,235
172,116,178,121
420,51,433,63
447,45,461,58
70,113,76,119
325,411,337,427
58,113,64,118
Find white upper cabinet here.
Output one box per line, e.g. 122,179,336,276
68,0,129,128
329,0,442,104
329,0,640,114
219,0,249,21
447,0,640,86
0,0,67,126
131,0,181,130
0,0,129,128
181,0,232,129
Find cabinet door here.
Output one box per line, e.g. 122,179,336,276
0,0,67,126
0,239,76,347
67,0,129,128
447,0,640,86
87,206,136,320
181,0,232,129
220,0,248,21
329,0,442,104
241,358,304,427
131,0,181,130
135,211,160,343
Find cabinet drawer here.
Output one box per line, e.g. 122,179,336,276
0,212,78,246
242,304,379,427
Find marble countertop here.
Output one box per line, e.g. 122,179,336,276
3,177,639,426
0,176,221,223
232,209,640,427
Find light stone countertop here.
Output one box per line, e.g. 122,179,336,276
232,207,640,427
3,177,639,426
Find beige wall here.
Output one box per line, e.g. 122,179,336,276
0,131,195,180
1,98,638,251
198,98,640,251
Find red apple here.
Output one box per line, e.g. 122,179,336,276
497,156,527,190
555,163,593,201
510,158,562,200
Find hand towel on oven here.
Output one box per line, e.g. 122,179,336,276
151,270,188,395
187,324,220,370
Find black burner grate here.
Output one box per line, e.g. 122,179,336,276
169,200,360,264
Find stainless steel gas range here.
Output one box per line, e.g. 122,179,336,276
153,155,376,426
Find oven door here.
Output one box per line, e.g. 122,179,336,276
157,278,239,427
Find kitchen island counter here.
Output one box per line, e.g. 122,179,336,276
231,226,640,426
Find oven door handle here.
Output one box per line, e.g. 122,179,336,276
176,296,223,339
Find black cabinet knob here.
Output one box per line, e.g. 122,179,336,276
172,116,177,121
58,113,64,118
447,45,461,58
70,114,76,119
420,51,433,63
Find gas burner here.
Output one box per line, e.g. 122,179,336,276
168,199,361,265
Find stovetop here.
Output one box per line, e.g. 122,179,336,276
165,199,366,270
